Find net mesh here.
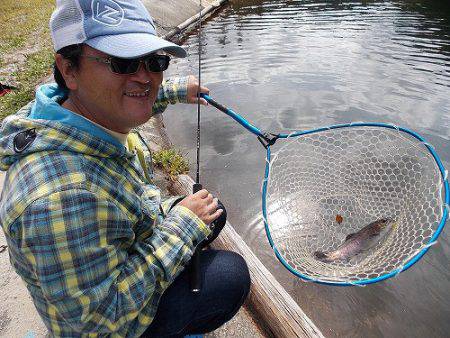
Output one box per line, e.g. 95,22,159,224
265,126,445,284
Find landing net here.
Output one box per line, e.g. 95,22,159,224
264,125,448,285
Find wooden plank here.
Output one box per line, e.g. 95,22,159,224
170,174,324,338
140,2,323,336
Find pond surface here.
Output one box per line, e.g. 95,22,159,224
163,1,450,337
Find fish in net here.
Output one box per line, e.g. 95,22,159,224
202,94,449,286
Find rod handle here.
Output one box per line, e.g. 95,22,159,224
190,183,203,293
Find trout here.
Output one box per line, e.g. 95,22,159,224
314,218,396,263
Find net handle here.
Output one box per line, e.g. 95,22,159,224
201,93,449,192
201,94,266,137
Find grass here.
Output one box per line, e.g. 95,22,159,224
0,0,54,65
0,48,54,120
152,149,190,181
0,0,55,119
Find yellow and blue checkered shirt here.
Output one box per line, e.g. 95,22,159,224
0,78,211,337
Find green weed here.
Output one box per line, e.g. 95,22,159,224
0,0,55,119
0,48,54,120
152,149,190,181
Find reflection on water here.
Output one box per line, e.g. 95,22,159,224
163,1,450,337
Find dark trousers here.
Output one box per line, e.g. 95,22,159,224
141,249,251,338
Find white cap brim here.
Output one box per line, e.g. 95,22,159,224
86,33,187,58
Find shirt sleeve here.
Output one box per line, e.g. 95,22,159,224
152,76,189,115
160,195,185,215
15,188,210,334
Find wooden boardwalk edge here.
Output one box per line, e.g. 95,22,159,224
170,175,325,338
145,1,325,336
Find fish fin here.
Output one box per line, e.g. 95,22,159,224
345,233,356,241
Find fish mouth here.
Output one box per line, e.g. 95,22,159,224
314,251,328,261
314,250,350,263
314,251,343,263
378,217,396,229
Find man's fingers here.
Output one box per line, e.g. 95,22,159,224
194,189,209,198
187,74,210,102
199,86,210,95
206,193,214,203
205,208,223,225
212,208,224,221
192,96,209,106
206,198,219,214
211,197,219,211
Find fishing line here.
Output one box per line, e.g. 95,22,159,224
195,0,202,186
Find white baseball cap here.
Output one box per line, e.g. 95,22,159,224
50,0,187,58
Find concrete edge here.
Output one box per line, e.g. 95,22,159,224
163,0,230,40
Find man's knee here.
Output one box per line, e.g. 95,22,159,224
206,250,251,314
225,251,250,313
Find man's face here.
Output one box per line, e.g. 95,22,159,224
69,45,163,133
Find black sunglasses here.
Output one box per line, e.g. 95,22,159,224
81,54,171,75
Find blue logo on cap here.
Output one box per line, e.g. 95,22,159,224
92,0,124,26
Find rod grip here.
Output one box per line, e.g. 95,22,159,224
190,249,201,293
190,183,203,293
193,183,203,194
200,94,229,114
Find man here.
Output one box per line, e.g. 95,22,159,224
0,0,250,337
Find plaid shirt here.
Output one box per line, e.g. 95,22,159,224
0,77,210,337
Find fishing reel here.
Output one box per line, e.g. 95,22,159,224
201,200,227,248
168,197,227,248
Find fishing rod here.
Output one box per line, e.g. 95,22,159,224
189,0,203,294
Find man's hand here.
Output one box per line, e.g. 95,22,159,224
178,189,223,225
186,75,209,106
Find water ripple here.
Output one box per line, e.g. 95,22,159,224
166,2,450,336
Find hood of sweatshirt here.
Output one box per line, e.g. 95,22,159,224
0,84,134,171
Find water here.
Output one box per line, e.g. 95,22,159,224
163,1,450,337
